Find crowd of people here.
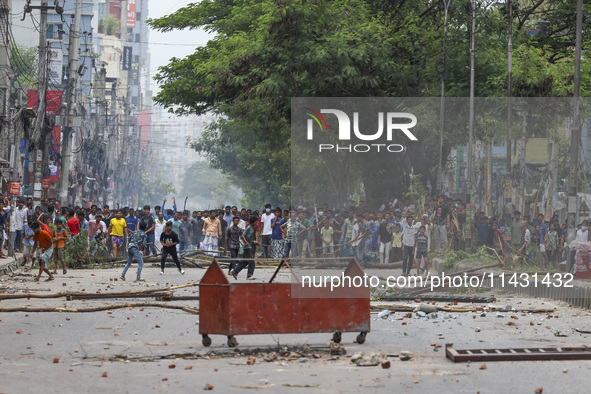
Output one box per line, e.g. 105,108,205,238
1,192,587,282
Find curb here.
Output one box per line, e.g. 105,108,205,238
0,254,26,276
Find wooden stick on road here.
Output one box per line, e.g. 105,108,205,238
0,303,199,315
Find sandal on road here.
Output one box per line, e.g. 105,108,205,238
45,277,54,282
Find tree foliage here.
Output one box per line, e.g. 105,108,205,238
138,173,176,207
11,44,38,87
148,0,591,207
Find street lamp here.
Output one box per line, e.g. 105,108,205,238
436,0,451,195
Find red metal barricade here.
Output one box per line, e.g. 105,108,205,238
199,259,370,347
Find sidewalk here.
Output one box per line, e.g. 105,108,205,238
0,251,26,275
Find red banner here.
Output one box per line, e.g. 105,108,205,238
127,0,136,28
28,90,63,183
139,109,150,148
41,179,50,190
9,182,21,195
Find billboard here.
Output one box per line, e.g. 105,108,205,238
49,49,63,82
127,0,136,28
123,46,132,70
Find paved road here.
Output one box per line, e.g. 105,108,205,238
1,265,591,393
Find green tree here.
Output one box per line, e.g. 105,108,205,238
11,44,37,87
138,173,176,207
103,14,121,36
148,0,591,206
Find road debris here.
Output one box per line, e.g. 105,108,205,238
354,352,380,366
231,384,274,389
329,343,346,356
399,351,413,361
282,384,320,388
413,304,438,314
446,344,591,362
0,303,199,315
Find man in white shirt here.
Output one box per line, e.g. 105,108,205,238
401,214,421,276
518,220,532,265
260,204,274,258
88,204,98,221
14,200,28,252
576,222,589,243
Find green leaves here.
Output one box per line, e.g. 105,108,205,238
138,173,176,207
148,0,590,206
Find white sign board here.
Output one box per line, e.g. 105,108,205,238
553,201,565,210
49,49,63,81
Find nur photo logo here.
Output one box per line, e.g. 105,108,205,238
303,107,418,153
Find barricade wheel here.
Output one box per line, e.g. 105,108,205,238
202,335,212,347
332,331,342,344
227,335,238,347
356,332,366,344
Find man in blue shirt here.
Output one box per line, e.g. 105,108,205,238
270,208,285,259
77,212,89,233
161,197,177,221
473,212,489,248
223,206,234,227
125,210,138,232
169,211,183,234
532,213,548,237
23,215,35,265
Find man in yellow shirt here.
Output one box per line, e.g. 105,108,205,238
108,209,128,258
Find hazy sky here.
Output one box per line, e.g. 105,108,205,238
147,0,213,94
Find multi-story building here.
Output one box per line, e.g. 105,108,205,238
10,0,152,206
12,0,94,200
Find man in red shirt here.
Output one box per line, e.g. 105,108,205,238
40,216,54,236
30,222,55,281
66,209,80,237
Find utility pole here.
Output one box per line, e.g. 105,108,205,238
518,115,527,214
0,1,12,163
98,65,108,205
505,0,513,218
58,0,82,206
31,0,48,208
486,140,493,216
568,0,583,247
466,0,476,205
436,0,451,195
106,80,117,206
8,89,22,258
119,0,129,206
121,84,131,205
98,66,106,140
